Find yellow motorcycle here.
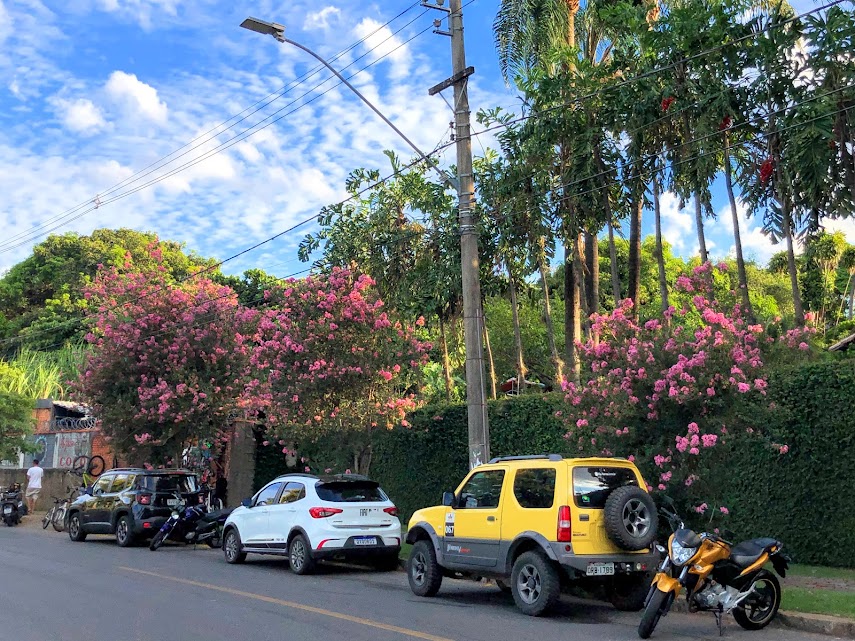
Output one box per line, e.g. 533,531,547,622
638,499,789,638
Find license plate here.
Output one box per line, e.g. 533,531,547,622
359,508,377,517
353,536,378,546
586,562,615,576
167,499,180,507
3,506,11,514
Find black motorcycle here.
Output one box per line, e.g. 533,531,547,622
2,483,26,527
149,493,232,551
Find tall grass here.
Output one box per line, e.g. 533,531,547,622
0,346,87,401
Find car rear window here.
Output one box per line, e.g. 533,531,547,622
315,481,388,503
138,474,198,494
572,467,638,509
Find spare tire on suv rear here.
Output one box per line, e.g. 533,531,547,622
603,486,657,551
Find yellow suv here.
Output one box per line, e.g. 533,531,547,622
405,454,659,616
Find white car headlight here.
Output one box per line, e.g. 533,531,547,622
670,540,698,566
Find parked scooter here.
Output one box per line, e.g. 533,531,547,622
149,493,232,551
1,483,26,526
638,497,789,638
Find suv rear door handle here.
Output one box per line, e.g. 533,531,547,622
487,516,496,522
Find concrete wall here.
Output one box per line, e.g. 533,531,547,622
0,468,80,511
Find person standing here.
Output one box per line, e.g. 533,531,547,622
26,459,44,514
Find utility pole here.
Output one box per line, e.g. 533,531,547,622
426,0,489,468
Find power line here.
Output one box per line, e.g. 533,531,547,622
0,7,429,253
0,2,424,250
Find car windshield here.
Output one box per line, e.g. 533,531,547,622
572,467,638,509
139,474,198,494
315,481,387,503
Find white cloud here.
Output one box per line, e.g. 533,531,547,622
304,6,341,31
659,191,696,255
352,18,411,80
710,201,781,266
96,0,179,29
0,0,11,45
53,97,107,134
105,71,168,124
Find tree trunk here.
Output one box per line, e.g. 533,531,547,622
353,444,373,476
539,259,565,385
849,276,855,320
782,197,806,326
508,263,527,392
565,238,581,383
438,315,454,402
653,176,670,315
693,193,709,265
628,195,643,320
584,230,599,317
724,133,754,322
608,223,621,306
483,319,497,400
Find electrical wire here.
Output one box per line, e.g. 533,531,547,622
0,2,424,250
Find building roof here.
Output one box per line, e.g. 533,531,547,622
829,332,855,352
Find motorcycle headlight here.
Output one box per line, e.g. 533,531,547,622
670,540,698,566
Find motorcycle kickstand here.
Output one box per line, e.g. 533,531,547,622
714,608,724,637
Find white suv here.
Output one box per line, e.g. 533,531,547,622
222,473,402,574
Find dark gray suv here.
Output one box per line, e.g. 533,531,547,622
66,468,199,547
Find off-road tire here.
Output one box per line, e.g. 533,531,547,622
510,551,561,617
604,486,658,551
408,540,443,597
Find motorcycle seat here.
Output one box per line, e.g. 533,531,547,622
731,538,781,567
200,508,233,523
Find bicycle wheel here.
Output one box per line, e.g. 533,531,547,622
42,507,55,530
88,456,105,477
52,505,67,532
72,456,88,473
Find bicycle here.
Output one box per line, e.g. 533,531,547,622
72,455,105,478
42,496,65,530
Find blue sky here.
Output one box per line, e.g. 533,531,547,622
0,0,846,279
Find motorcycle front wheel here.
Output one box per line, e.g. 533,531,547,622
149,526,171,551
638,588,669,639
733,570,781,631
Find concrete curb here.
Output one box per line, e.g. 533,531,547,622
667,594,854,639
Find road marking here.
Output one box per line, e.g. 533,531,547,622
119,566,454,641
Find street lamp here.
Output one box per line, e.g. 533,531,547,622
239,17,456,189
240,15,489,468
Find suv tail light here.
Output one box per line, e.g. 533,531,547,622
137,493,152,506
309,507,344,519
557,505,572,542
383,506,398,517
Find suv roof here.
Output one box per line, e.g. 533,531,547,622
487,454,629,464
272,472,374,483
101,468,196,475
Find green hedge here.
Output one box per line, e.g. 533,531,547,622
253,359,855,568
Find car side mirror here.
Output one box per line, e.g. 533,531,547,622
241,498,252,508
442,492,455,507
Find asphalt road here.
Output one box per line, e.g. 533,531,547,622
0,522,843,641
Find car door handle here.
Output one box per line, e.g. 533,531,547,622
487,516,496,522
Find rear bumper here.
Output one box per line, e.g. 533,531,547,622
313,534,400,560
132,516,169,537
551,547,660,576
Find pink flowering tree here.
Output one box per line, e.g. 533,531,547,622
74,251,255,465
561,263,816,526
242,268,430,475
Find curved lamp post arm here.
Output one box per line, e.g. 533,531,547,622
240,17,458,190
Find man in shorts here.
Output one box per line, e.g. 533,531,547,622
26,459,44,514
